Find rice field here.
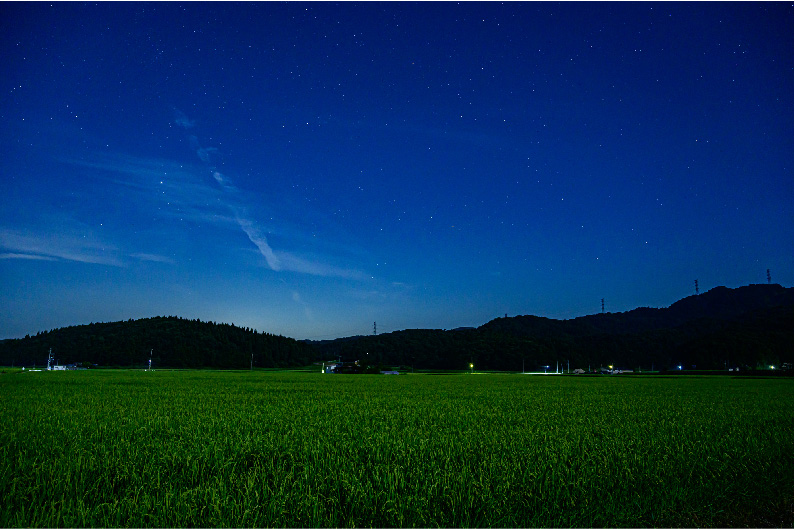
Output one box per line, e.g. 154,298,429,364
0,370,791,527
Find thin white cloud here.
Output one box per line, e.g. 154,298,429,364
130,253,175,264
291,290,314,320
213,171,230,188
69,151,182,179
1,226,176,268
173,108,196,129
66,152,235,229
0,227,123,266
188,135,220,163
61,111,372,280
0,253,58,261
179,116,370,280
197,146,219,163
273,252,367,280
236,216,281,271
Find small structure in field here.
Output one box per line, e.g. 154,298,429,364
322,362,340,373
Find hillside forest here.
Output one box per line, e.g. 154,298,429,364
0,284,791,372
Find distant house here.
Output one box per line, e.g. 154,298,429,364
51,363,87,371
322,363,339,373
599,367,633,374
323,361,359,373
322,359,393,374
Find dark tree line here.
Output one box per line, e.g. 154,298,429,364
310,284,793,371
1,284,791,372
0,316,314,369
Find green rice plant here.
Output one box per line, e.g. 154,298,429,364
0,370,791,527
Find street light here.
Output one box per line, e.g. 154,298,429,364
469,363,474,374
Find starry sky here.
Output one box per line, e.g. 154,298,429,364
1,2,792,340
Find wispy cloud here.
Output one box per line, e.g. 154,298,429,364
236,216,281,271
273,252,367,280
0,226,123,266
0,252,58,261
189,135,220,163
67,152,236,229
130,253,175,264
173,108,196,129
173,109,369,280
1,228,177,268
291,290,314,320
53,110,370,279
212,171,228,187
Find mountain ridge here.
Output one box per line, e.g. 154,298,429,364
312,284,792,371
1,283,791,371
479,283,792,338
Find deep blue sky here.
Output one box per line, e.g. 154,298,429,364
1,2,792,340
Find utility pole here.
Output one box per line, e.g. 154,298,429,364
250,352,253,371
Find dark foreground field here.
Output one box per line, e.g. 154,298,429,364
1,370,791,527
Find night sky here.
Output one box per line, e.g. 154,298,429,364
2,2,792,340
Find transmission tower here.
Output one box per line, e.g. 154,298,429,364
694,279,699,295
373,321,377,336
601,298,605,314
767,269,771,284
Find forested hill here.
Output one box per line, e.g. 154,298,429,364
0,316,314,368
1,284,791,371
310,284,793,371
480,284,792,338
